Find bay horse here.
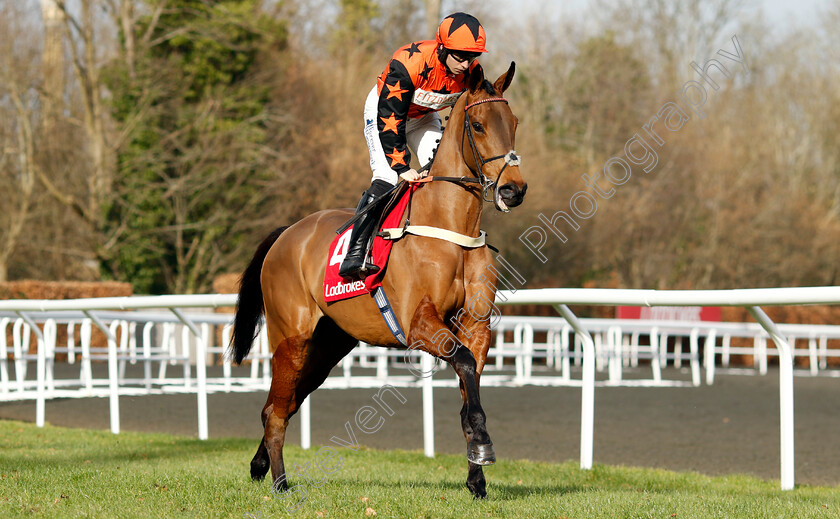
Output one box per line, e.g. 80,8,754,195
230,62,527,499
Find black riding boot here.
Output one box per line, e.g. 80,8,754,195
338,180,393,280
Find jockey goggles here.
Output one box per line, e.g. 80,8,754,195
448,50,481,64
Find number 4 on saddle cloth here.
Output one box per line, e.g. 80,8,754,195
324,181,487,345
323,184,420,345
323,184,418,304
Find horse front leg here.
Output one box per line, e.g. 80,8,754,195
408,296,494,498
453,305,494,498
452,247,499,498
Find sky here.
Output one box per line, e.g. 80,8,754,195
757,0,833,26
489,0,833,32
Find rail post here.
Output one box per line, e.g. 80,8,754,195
554,304,595,470
172,308,209,441
747,306,795,490
422,352,435,458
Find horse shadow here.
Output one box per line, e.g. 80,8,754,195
328,474,586,501
11,428,254,468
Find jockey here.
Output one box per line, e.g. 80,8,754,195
339,12,488,280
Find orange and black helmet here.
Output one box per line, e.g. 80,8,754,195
436,12,487,53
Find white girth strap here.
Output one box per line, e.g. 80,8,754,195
379,225,486,248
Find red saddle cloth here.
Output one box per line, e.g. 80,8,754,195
323,185,417,303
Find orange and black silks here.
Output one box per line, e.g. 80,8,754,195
373,41,480,173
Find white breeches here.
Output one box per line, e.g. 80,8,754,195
363,86,442,186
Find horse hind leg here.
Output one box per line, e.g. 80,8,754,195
249,394,282,482
261,333,310,492
250,435,270,481
261,319,358,492
249,390,282,481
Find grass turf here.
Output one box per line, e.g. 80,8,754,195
1,419,839,518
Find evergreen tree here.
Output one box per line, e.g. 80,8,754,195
105,0,287,293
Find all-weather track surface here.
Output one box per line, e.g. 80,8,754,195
2,367,839,487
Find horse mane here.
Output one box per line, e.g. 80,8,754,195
424,77,502,174
480,79,496,96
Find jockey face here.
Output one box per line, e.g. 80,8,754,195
445,50,479,75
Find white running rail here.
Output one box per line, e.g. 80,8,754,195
3,287,840,490
495,286,840,491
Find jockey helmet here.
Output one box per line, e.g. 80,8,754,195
436,12,487,54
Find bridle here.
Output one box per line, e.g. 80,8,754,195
461,97,521,203
336,95,521,235
414,95,520,200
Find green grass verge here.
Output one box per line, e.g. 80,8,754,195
1,419,839,518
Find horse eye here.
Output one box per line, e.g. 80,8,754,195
472,122,484,133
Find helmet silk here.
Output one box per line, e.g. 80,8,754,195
436,12,488,53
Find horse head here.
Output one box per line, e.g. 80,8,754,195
459,62,527,212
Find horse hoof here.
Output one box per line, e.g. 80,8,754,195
467,442,496,465
250,459,270,481
467,482,488,499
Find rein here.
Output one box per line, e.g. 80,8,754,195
411,97,520,199
336,95,520,236
388,95,519,242
335,182,406,235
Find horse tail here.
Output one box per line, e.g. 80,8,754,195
230,226,289,365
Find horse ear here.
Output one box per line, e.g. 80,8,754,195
468,63,485,93
493,61,516,93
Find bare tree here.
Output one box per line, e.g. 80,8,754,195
110,0,136,79
424,0,441,35
35,1,168,270
41,0,64,128
45,0,112,226
0,1,42,282
592,0,744,89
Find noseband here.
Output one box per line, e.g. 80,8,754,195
462,97,521,202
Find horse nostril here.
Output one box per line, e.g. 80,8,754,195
498,185,515,198
498,183,526,200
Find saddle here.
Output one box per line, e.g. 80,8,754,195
323,184,416,303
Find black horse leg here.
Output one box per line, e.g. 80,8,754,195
451,346,495,466
407,297,494,499
453,346,493,499
466,462,487,498
456,377,489,498
250,435,271,481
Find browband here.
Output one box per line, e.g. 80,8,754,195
464,97,508,110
